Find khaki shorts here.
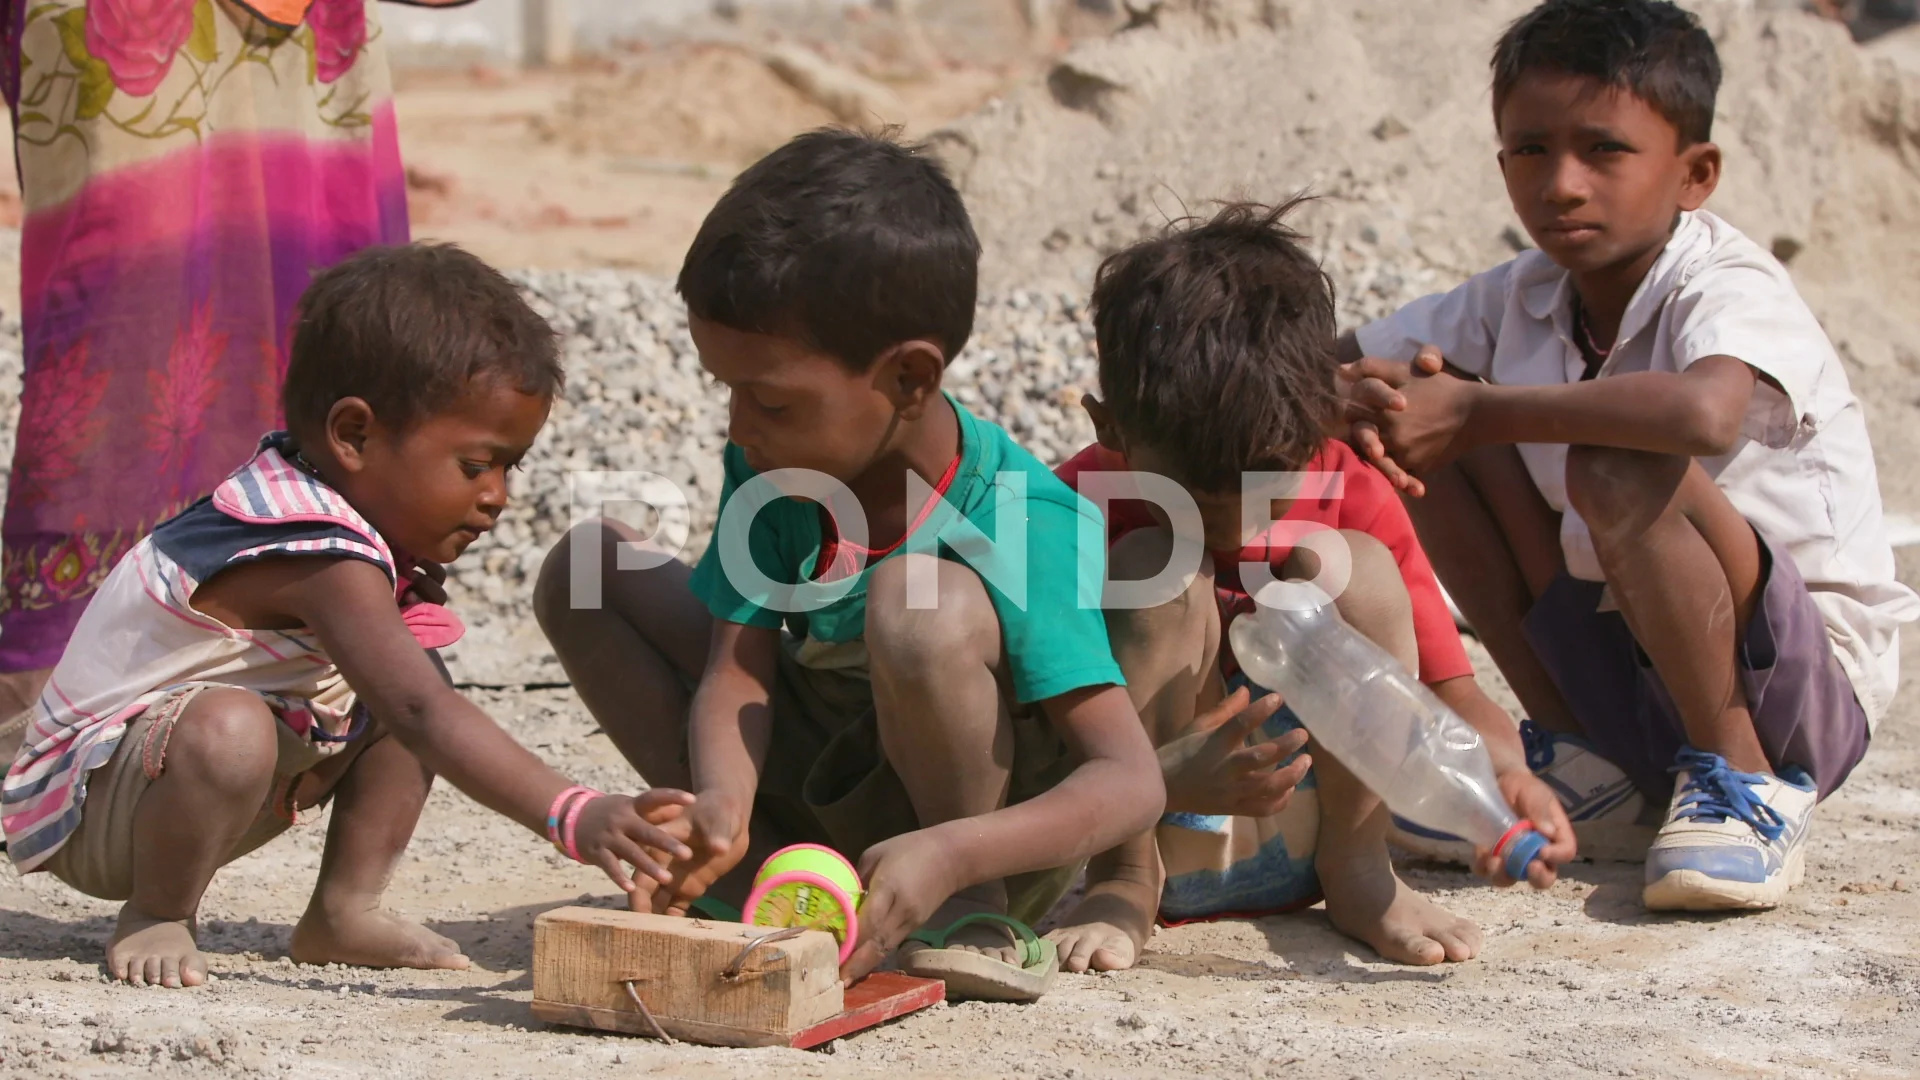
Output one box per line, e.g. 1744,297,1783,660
45,685,346,902
733,645,1085,926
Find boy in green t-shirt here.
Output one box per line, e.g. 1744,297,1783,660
535,130,1164,1001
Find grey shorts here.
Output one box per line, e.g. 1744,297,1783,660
1522,527,1868,803
45,685,351,901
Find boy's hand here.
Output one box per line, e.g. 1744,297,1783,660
1339,345,1458,496
1471,771,1577,890
840,831,958,984
653,793,751,916
1160,685,1312,818
572,789,697,896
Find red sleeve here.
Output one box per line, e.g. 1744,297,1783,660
1055,443,1156,542
1326,443,1476,685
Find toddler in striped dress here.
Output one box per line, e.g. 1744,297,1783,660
1,245,695,988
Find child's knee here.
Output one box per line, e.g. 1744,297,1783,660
1106,530,1216,679
533,522,591,632
1309,529,1416,669
1564,444,1686,535
166,690,279,794
866,554,1001,672
532,518,647,632
1108,528,1212,630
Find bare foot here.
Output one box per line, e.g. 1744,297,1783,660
108,906,208,988
1046,884,1157,973
290,904,470,971
1318,852,1482,966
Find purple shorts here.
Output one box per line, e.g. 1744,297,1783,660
1522,528,1868,803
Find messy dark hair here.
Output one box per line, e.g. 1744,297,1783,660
676,127,980,370
1090,198,1338,490
1492,0,1721,145
283,243,562,437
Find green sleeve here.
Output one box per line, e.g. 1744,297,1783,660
989,490,1126,704
689,444,787,630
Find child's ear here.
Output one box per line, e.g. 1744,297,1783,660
1678,141,1721,211
1082,394,1125,453
324,397,377,473
878,340,946,419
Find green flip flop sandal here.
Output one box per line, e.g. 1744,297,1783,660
899,912,1059,1003
687,896,743,922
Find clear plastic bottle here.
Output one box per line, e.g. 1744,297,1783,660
1227,581,1548,881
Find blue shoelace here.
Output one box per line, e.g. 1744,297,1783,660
1668,748,1786,843
1519,719,1556,774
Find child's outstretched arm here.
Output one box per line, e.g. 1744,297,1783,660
653,620,781,916
266,556,696,894
1430,676,1576,889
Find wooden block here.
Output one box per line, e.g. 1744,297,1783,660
532,907,844,1047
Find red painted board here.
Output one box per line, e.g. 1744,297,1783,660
789,973,945,1050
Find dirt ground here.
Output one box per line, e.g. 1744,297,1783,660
5,624,1919,1078
5,14,1920,1080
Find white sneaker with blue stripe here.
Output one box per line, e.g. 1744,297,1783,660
1642,748,1816,912
1387,720,1647,864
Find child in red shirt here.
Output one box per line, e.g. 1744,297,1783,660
1041,203,1576,972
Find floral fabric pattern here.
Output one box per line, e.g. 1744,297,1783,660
10,339,108,510
14,0,379,155
307,0,365,84
83,0,196,96
146,301,230,492
0,0,413,672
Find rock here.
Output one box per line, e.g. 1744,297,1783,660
1371,115,1410,140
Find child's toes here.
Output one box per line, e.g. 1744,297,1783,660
1433,920,1482,962
1048,930,1098,973
1380,927,1448,966
1089,940,1137,972
107,912,204,989
1047,926,1138,973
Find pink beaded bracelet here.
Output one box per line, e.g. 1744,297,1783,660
545,785,592,855
559,789,600,865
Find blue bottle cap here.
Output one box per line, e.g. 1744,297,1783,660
1501,828,1550,882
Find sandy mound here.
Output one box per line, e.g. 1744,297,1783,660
936,0,1920,368
539,44,839,167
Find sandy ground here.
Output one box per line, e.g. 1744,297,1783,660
5,621,1920,1078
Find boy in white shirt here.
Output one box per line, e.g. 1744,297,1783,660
1339,0,1919,912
